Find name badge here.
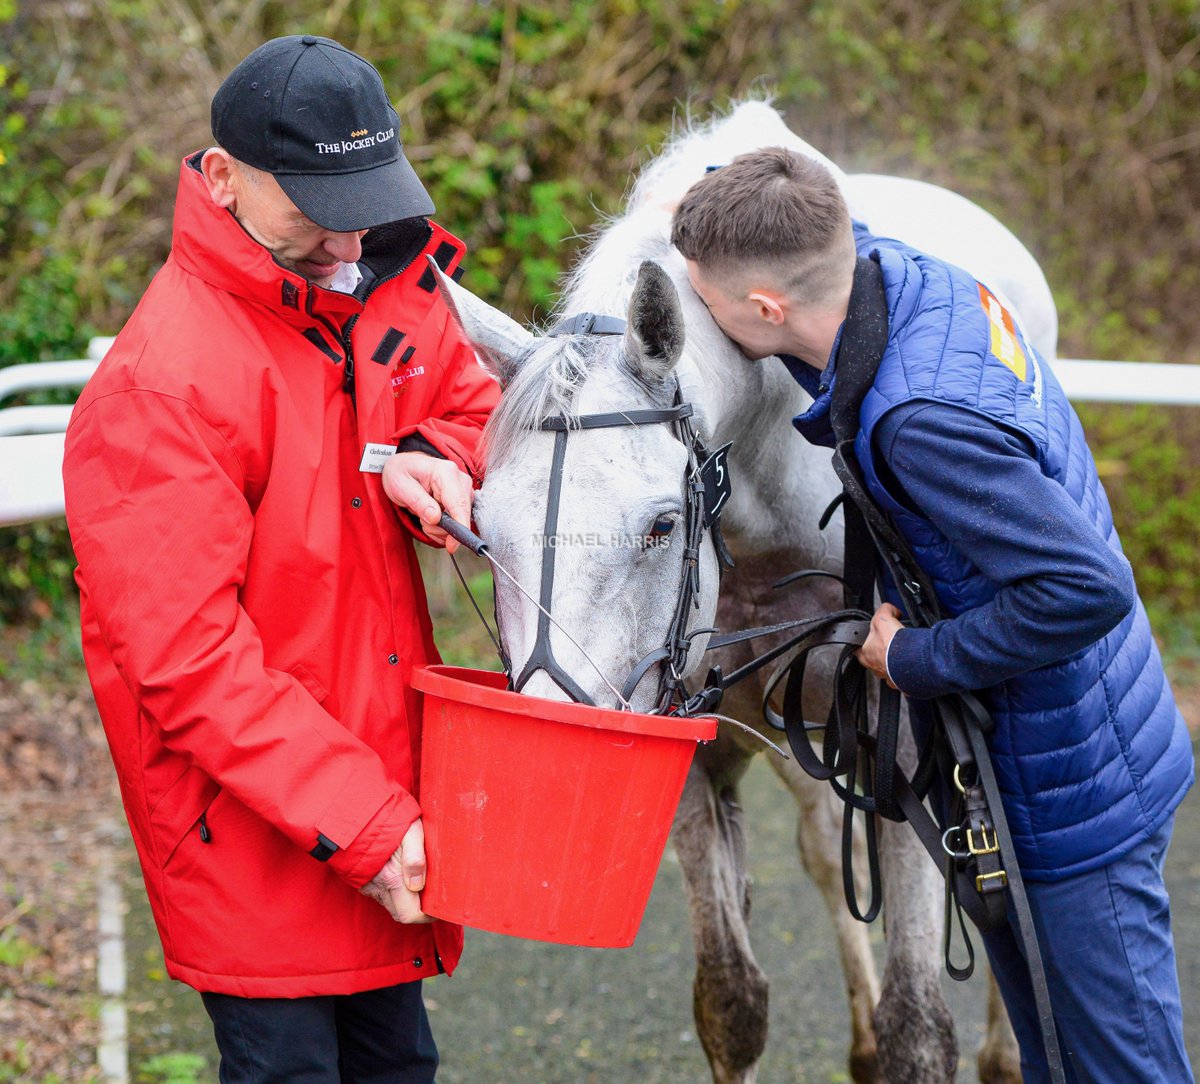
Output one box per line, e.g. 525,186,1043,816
359,443,396,474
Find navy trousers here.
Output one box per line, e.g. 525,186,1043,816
201,980,437,1084
983,815,1192,1083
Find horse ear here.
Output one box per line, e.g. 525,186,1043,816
624,260,684,385
426,256,533,387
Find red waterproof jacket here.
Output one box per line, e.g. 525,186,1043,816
64,156,499,996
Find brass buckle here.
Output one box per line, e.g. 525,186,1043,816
976,869,1008,893
967,824,1000,856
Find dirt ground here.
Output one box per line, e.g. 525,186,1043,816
0,672,112,1082
2,643,1198,1082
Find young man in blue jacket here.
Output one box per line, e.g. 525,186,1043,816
672,147,1193,1082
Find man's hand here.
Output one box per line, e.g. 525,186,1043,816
360,819,433,924
857,602,903,690
381,451,473,553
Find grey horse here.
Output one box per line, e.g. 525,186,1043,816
434,102,1054,1083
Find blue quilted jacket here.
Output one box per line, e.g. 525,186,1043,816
818,229,1192,880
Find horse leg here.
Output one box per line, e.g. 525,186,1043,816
717,573,881,1083
874,818,958,1082
873,697,958,1084
768,754,882,1084
976,966,1021,1083
876,826,1019,1084
671,734,768,1084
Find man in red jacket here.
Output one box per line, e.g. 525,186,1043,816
63,36,499,1082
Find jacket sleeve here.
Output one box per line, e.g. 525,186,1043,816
877,401,1136,699
64,389,415,887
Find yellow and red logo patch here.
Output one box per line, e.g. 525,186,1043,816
978,283,1027,381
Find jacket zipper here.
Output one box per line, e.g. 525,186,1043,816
198,810,213,844
323,222,435,412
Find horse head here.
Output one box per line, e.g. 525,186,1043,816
434,255,737,711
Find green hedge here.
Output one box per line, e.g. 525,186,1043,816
3,0,1199,636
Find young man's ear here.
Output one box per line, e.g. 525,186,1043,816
200,148,238,211
748,289,787,326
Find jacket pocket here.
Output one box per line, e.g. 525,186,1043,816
149,765,221,870
290,663,329,704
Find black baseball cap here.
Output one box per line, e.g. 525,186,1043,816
211,35,435,232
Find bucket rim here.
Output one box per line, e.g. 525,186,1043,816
412,665,717,742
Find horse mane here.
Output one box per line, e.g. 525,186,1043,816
484,97,797,465
553,97,792,318
483,213,678,466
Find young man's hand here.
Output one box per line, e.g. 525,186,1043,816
360,819,433,924
857,602,903,690
381,451,473,552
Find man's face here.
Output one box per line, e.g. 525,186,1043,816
229,164,366,288
685,259,786,361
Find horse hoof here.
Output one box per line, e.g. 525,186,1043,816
849,1046,881,1084
874,973,957,1083
977,1047,1022,1084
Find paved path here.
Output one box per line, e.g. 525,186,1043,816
125,748,1200,1082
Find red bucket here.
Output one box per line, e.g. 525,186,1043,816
411,665,716,948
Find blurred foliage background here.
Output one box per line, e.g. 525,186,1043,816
2,0,1199,644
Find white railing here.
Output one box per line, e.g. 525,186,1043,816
0,338,111,527
1,339,1198,528
1053,360,1200,406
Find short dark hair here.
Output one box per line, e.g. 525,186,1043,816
671,147,854,304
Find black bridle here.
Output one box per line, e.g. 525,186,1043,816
509,313,730,712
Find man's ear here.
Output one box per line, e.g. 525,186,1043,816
748,289,787,326
200,148,238,211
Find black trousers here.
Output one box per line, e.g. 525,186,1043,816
201,980,437,1084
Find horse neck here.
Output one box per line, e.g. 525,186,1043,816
686,346,843,574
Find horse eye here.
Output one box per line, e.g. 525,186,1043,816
647,516,676,542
